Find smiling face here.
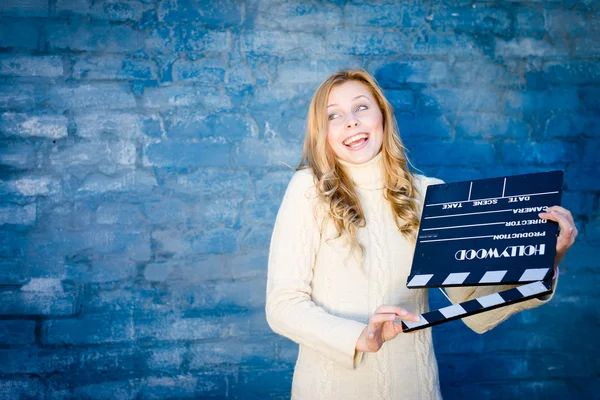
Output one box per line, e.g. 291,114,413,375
326,80,384,165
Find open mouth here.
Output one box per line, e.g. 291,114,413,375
343,133,369,149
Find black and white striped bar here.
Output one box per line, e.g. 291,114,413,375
400,280,553,332
406,267,551,288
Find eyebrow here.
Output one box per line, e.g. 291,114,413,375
327,95,369,108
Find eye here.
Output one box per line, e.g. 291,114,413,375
356,105,368,112
328,113,339,121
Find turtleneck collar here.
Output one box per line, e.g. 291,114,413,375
336,150,385,190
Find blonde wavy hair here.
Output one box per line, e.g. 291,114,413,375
298,69,421,261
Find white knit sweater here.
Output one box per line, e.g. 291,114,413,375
265,150,556,400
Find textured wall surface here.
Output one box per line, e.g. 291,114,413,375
0,0,598,399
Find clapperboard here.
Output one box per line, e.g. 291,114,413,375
402,170,563,332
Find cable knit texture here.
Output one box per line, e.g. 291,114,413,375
265,150,557,399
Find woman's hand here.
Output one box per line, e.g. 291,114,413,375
355,305,420,353
538,205,578,268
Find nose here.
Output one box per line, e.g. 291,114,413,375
345,114,360,128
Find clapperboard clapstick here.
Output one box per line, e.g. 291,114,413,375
402,170,563,332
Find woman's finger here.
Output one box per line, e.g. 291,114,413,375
539,210,577,249
369,313,396,328
374,305,419,322
545,206,574,224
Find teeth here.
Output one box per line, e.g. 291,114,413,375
343,133,368,146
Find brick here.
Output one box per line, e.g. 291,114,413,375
0,20,39,50
46,22,144,53
158,0,243,26
46,83,136,111
191,197,241,229
171,57,226,83
139,374,228,399
215,278,267,310
0,290,76,316
565,166,600,191
144,140,231,168
0,261,29,285
581,88,600,110
0,379,44,399
584,220,600,244
135,313,252,342
244,171,293,224
56,0,152,21
0,0,48,17
165,111,255,140
191,228,238,254
0,320,36,345
242,226,273,250
42,315,134,345
188,340,276,370
385,90,416,112
142,85,232,111
495,37,569,57
545,9,586,39
0,142,37,169
276,59,360,85
182,28,232,53
542,61,600,84
409,31,479,56
1,112,68,139
163,168,250,198
0,55,62,77
233,137,301,167
502,142,579,165
142,197,187,225
96,202,146,227
505,88,580,114
396,115,452,139
72,55,155,81
574,35,600,57
230,252,268,280
145,255,232,283
254,0,342,31
0,346,140,374
582,139,600,166
146,346,186,371
49,141,111,169
69,380,139,400
78,168,158,194
455,113,530,140
431,6,512,36
242,31,326,57
5,176,59,197
327,29,406,56
420,88,502,114
233,367,294,398
151,229,191,256
376,61,449,87
399,5,429,28
562,191,597,219
0,203,36,226
407,140,496,166
343,3,402,28
515,8,546,37
74,112,146,139
544,113,600,139
450,59,525,88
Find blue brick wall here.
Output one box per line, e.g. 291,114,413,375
0,1,598,399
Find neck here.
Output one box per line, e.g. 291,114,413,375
336,151,385,190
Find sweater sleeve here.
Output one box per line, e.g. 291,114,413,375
265,170,367,370
421,176,559,334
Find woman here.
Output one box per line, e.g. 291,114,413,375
265,69,577,399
